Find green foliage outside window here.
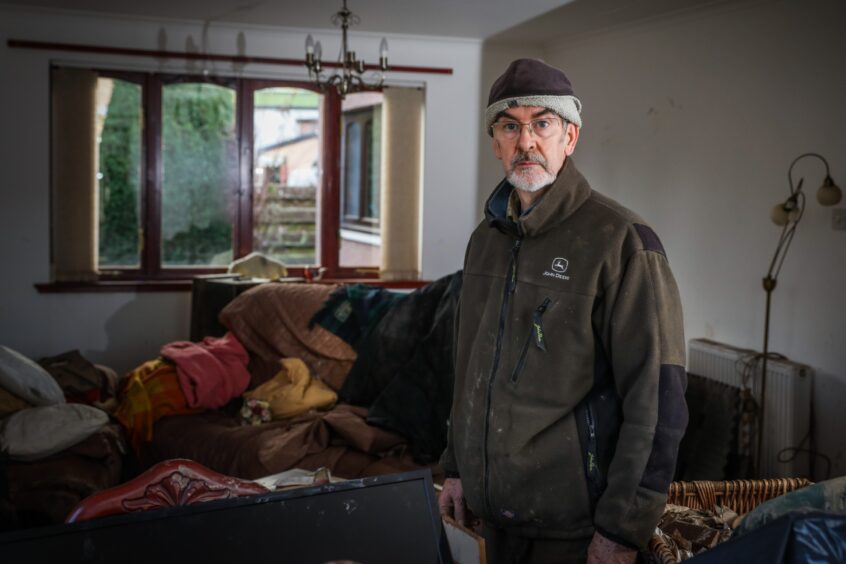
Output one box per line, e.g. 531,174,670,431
98,79,141,266
98,80,237,267
161,83,236,266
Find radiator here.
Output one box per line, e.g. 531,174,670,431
687,338,813,479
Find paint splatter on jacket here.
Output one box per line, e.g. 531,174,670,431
441,158,688,548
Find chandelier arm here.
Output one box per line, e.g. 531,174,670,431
305,1,388,98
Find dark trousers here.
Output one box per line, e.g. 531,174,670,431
482,523,590,564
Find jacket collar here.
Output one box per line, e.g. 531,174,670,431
484,158,592,238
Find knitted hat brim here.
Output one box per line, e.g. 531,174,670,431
485,95,582,135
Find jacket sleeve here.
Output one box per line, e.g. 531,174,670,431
592,241,688,548
439,269,463,479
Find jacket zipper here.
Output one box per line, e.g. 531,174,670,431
585,403,602,503
510,297,550,384
483,238,521,518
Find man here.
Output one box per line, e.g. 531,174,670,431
439,59,688,564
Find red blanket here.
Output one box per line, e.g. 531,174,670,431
161,332,250,410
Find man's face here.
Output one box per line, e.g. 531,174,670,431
491,106,579,193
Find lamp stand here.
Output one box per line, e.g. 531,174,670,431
755,152,841,478
757,275,776,474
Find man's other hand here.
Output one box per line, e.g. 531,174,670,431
438,478,467,525
586,531,637,564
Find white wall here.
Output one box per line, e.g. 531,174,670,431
0,7,481,373
540,0,846,477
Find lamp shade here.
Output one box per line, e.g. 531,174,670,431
817,176,842,206
770,202,790,226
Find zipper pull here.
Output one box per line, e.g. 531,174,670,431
532,297,550,351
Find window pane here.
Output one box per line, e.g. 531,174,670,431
339,92,383,269
253,87,320,266
161,82,236,267
344,121,362,219
97,77,142,267
367,106,382,220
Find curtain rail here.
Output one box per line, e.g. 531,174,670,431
7,39,453,75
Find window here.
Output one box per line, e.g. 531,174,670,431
252,87,322,266
51,67,371,281
340,92,383,269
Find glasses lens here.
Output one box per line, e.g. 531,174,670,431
531,118,557,138
494,117,560,140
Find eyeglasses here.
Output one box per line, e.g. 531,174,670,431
491,116,564,141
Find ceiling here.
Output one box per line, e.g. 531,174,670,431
2,0,743,42
1,0,574,40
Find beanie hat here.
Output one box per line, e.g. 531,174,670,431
485,58,582,135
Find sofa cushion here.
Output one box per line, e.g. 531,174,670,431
0,346,65,406
0,403,109,461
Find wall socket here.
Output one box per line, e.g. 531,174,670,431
834,208,846,231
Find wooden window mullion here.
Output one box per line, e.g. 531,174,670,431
236,79,254,260
142,73,163,276
321,89,342,277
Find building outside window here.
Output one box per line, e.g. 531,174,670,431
339,91,383,270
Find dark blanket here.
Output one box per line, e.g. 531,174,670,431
340,272,462,464
311,284,403,347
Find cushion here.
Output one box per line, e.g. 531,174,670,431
0,403,109,461
0,346,65,406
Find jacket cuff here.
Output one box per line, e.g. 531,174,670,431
594,486,667,549
593,526,640,550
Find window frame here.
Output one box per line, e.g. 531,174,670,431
84,68,368,282
341,106,381,234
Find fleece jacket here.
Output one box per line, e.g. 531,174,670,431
441,158,688,548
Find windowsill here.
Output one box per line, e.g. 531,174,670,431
34,278,429,293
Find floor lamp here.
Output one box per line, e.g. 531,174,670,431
758,152,841,473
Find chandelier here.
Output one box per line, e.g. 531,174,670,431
304,0,389,99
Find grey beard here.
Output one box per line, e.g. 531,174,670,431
508,152,555,192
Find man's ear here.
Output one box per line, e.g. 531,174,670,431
492,137,503,160
564,123,580,156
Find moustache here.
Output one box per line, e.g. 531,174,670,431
510,152,548,171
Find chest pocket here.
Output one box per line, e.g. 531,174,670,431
510,297,551,384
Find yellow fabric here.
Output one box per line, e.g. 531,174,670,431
114,359,202,451
244,358,337,419
0,386,31,418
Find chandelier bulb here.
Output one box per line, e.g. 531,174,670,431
380,38,389,58
305,34,314,55
314,40,322,61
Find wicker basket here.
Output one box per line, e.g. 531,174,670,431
648,478,812,564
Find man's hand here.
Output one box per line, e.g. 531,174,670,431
438,478,467,526
586,531,637,564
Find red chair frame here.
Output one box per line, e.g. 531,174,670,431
66,458,269,523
